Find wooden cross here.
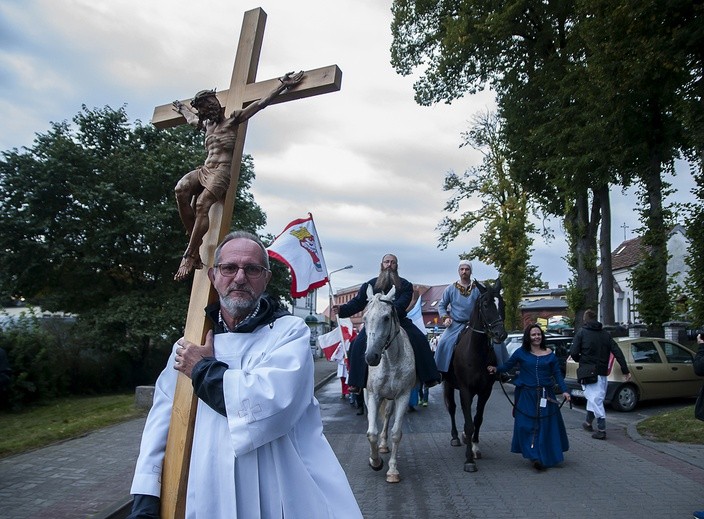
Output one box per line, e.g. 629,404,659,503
151,8,341,518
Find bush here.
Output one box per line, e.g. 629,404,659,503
0,308,176,411
0,311,71,409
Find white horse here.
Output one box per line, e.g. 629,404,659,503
363,285,416,483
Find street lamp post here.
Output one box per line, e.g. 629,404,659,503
327,265,353,329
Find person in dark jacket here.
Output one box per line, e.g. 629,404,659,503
569,309,630,439
333,254,441,394
694,334,704,377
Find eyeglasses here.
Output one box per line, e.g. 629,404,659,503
214,263,269,279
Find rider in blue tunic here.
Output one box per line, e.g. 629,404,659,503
434,260,480,374
489,323,571,470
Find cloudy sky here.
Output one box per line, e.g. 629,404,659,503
0,0,696,311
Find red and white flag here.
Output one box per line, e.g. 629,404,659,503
318,327,343,361
317,318,357,362
267,213,329,298
338,318,357,345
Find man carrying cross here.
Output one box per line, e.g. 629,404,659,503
139,8,345,516
172,71,303,281
127,231,362,518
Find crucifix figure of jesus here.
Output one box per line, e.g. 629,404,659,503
140,7,342,518
172,71,303,281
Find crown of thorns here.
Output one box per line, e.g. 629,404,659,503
190,89,218,107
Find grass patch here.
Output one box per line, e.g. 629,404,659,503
637,405,704,444
0,394,147,458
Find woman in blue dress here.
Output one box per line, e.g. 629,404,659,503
488,324,571,470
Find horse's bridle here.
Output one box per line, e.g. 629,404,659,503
377,299,401,352
464,292,503,341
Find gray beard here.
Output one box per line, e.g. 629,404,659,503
374,269,401,293
219,286,258,319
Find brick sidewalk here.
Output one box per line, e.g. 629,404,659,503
0,356,337,519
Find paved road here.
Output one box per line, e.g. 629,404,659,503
1,358,703,518
320,381,704,519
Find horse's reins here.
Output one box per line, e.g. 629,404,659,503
471,293,571,420
496,378,571,420
464,317,503,336
496,378,570,448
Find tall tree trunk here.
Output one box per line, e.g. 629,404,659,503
631,101,672,328
640,149,671,327
566,189,601,329
597,185,615,325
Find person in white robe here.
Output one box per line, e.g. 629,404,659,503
127,231,362,519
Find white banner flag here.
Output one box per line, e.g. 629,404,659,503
267,213,328,298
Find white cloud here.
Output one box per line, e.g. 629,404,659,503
0,0,695,312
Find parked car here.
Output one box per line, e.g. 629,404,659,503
505,333,573,376
503,333,524,357
501,333,523,381
565,337,700,412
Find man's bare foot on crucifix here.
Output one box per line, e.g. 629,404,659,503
174,253,204,281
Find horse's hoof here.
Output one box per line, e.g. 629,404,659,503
386,473,401,483
464,462,478,473
379,446,389,454
450,438,461,447
369,458,384,472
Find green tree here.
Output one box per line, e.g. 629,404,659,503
390,0,703,328
685,163,704,326
576,0,703,327
437,110,542,331
0,106,283,371
390,0,614,328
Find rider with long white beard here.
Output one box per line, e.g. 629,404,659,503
335,254,441,399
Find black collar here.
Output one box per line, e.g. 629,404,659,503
205,293,290,334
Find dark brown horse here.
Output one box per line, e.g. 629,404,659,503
443,279,506,472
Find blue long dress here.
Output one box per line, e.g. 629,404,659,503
497,348,570,468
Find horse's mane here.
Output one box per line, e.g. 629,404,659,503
469,280,486,324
